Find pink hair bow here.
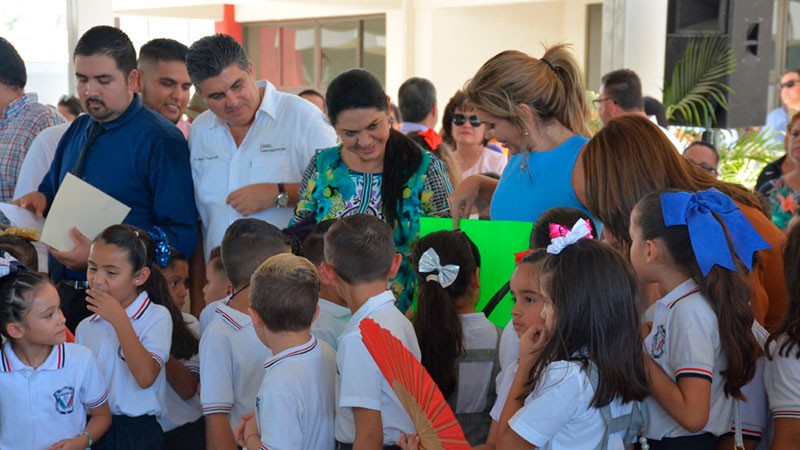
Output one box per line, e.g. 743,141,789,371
547,220,593,255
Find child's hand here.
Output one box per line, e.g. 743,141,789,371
520,324,549,364
85,288,127,326
236,412,259,447
234,412,253,445
49,435,89,450
397,432,420,450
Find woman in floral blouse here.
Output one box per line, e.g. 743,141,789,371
760,112,800,230
291,69,453,312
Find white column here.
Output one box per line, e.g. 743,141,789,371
65,0,114,93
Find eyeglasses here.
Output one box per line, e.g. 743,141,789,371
452,114,483,127
780,79,800,89
688,159,719,175
592,97,615,107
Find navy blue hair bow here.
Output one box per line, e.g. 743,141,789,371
147,226,172,268
660,188,771,276
0,252,26,278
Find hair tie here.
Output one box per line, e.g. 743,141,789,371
660,188,771,276
146,226,171,268
417,248,460,288
0,252,26,278
540,57,557,73
418,128,442,151
547,219,593,255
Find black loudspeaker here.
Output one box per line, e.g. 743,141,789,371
664,0,774,128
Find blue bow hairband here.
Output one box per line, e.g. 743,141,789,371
147,226,172,268
660,188,771,276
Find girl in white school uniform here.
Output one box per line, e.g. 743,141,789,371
150,234,205,450
484,222,648,449
411,230,501,446
630,189,765,449
0,254,111,450
764,222,800,447
76,224,191,450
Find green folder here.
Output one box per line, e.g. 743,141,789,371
419,218,533,327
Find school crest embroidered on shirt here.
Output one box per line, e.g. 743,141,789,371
54,386,75,414
651,325,666,359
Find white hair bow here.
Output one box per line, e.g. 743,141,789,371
418,248,460,288
546,219,593,255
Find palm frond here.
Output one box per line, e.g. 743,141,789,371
664,35,736,127
718,128,784,188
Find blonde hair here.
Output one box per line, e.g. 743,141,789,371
250,254,320,332
464,44,590,137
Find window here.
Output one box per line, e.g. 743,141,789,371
243,16,386,93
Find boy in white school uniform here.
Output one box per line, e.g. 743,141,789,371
200,219,291,450
319,214,421,449
236,253,336,450
302,219,351,350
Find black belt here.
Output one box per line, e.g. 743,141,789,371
335,441,401,450
61,280,89,290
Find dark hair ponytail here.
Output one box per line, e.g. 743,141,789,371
383,129,423,229
95,225,199,360
0,271,50,340
411,231,480,397
326,68,424,230
634,191,760,398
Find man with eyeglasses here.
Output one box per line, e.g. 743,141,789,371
765,69,800,143
596,69,683,152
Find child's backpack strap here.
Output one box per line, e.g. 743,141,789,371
584,362,647,450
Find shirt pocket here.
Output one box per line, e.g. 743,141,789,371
249,148,292,185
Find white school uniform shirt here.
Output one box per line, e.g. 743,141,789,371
256,336,336,450
490,359,519,422
498,321,519,372
335,290,422,445
199,297,226,335
0,342,108,450
728,322,769,441
508,360,637,450
158,313,202,432
189,79,337,261
455,313,499,413
642,279,733,439
311,297,351,350
76,291,172,417
200,302,272,431
764,334,800,421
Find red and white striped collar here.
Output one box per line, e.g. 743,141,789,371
90,291,151,323
263,336,318,370
0,341,66,372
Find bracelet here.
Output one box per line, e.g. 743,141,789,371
80,431,93,448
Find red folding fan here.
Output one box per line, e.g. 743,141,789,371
359,318,471,450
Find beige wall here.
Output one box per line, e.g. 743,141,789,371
396,0,596,129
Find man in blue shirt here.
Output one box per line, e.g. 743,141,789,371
16,26,198,331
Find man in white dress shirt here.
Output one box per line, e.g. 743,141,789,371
185,34,336,261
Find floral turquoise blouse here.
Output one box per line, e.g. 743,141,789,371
290,145,453,311
760,177,799,230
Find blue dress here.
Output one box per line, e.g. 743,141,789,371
489,135,593,223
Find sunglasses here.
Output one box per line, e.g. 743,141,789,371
780,80,799,89
452,114,483,127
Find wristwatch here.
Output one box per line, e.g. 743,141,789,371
275,183,289,208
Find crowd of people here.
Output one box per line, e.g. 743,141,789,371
0,23,799,450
